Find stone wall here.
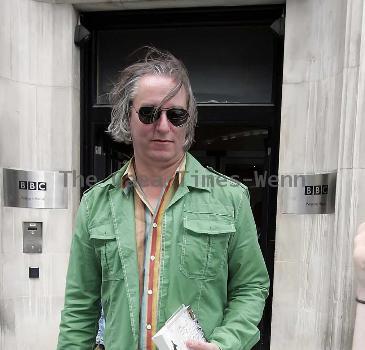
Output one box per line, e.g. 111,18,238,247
271,0,365,349
0,0,79,348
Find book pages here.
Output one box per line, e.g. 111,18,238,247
152,305,205,350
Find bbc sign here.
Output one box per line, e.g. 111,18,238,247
19,181,47,191
305,185,328,195
3,168,67,208
282,173,336,214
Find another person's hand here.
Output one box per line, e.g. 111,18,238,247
186,340,220,350
354,222,365,300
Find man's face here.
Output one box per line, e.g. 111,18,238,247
130,74,188,166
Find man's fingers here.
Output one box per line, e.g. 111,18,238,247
186,340,219,350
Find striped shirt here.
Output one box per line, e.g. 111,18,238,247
121,156,186,350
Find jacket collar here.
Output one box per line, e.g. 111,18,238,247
97,162,129,189
182,153,212,192
98,152,211,192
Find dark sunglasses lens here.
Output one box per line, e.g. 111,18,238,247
138,106,156,124
166,109,189,126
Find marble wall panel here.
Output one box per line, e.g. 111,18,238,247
327,258,357,349
71,14,81,91
47,4,75,87
270,305,300,350
0,250,70,302
284,0,346,84
270,259,331,350
343,0,364,69
279,73,343,173
9,0,33,83
279,82,310,172
71,87,80,169
1,208,57,254
0,205,73,345
48,253,69,296
0,77,37,169
0,0,12,79
0,207,16,254
0,2,80,349
272,306,330,350
0,298,16,348
271,261,300,307
332,168,363,271
71,87,81,220
353,29,365,169
42,210,73,254
354,169,365,222
35,86,73,170
273,214,305,263
1,253,32,299
273,160,365,348
0,296,62,349
272,0,365,349
338,67,361,170
7,0,74,87
310,75,342,171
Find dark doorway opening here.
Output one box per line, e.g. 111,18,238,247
80,5,284,349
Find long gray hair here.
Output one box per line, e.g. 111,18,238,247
107,47,197,150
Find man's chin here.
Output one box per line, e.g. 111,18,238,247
147,150,182,164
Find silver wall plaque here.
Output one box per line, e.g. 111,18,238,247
3,168,68,208
281,172,336,214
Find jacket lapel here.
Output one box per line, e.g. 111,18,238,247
108,186,140,344
165,153,212,210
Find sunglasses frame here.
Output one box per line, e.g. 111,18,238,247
131,105,189,127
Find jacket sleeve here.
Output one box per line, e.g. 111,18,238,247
57,194,102,349
209,189,270,350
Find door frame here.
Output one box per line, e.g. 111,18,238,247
79,5,284,349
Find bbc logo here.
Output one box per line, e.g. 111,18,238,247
305,185,328,195
19,181,47,191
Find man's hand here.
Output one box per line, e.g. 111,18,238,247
186,340,220,350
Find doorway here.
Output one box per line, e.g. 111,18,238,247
80,5,284,349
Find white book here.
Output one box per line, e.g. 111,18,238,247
152,305,206,350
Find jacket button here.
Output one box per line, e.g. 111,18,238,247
152,223,157,228
146,324,152,330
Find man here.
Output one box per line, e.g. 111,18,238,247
352,222,365,350
57,47,269,350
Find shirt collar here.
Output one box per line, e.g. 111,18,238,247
121,154,186,194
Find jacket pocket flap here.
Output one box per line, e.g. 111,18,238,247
183,215,236,234
184,204,234,217
89,225,115,240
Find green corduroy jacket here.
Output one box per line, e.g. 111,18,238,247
57,153,269,350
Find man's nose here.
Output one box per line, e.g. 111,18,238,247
155,112,170,132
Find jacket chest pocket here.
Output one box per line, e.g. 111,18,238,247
90,225,124,281
180,208,236,280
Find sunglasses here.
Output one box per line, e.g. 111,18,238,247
132,105,189,127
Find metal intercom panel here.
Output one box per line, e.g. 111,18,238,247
23,222,42,253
